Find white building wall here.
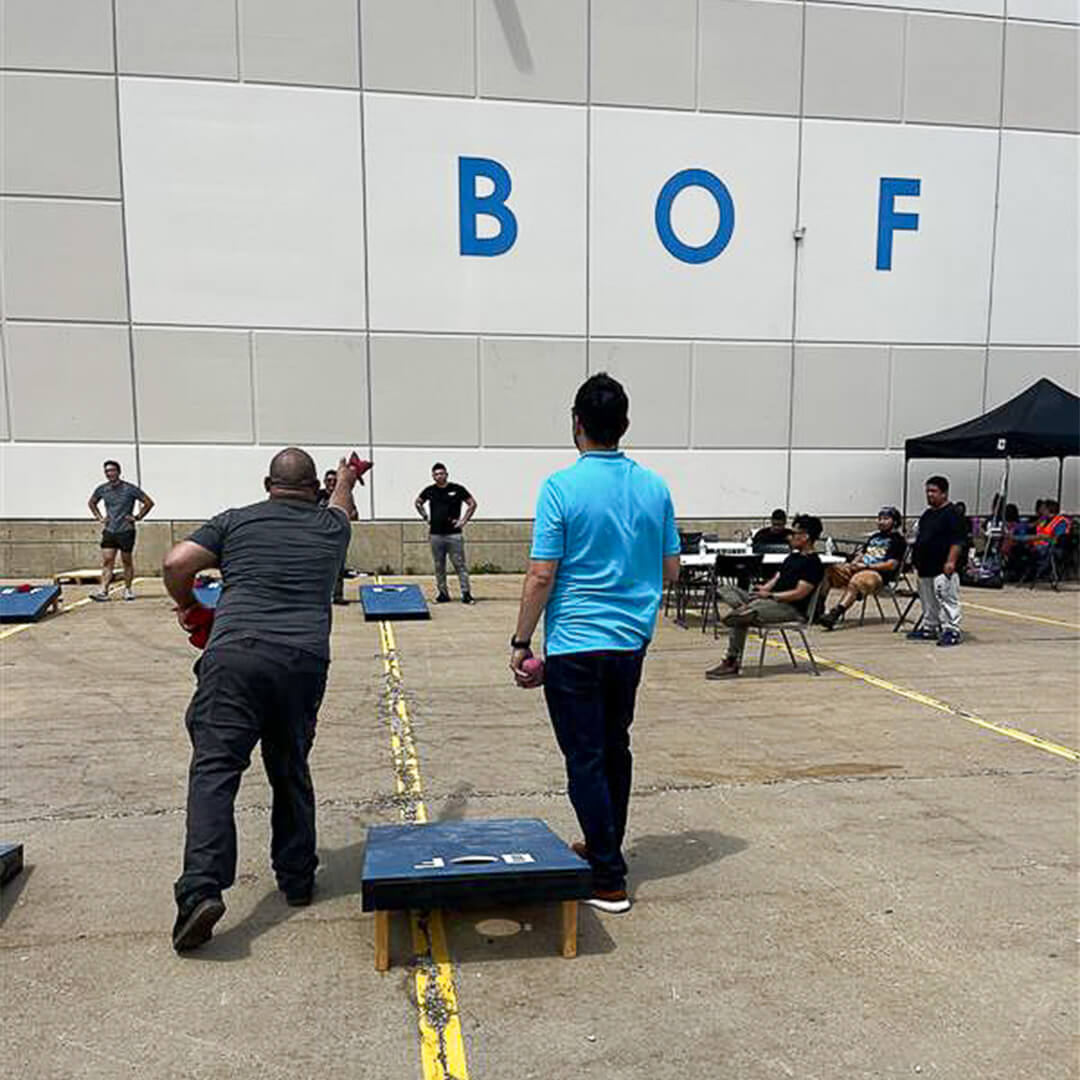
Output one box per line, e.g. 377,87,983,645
1,0,1077,521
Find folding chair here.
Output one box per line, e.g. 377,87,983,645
858,554,911,626
891,548,921,633
753,578,826,677
669,561,712,626
1028,533,1067,591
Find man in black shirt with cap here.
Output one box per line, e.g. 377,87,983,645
163,448,361,952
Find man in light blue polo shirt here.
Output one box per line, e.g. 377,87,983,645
510,373,681,914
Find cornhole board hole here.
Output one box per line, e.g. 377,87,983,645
54,568,106,585
1,842,24,886
361,818,592,971
0,584,61,623
193,579,222,609
359,584,430,622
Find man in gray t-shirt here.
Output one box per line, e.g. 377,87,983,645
161,447,361,952
87,459,154,601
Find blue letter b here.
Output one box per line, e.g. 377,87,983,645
459,156,518,257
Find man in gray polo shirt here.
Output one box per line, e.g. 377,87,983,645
87,459,155,601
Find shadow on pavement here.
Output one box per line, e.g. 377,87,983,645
628,828,747,885
184,834,368,963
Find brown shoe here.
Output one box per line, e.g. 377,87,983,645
570,841,590,861
584,888,631,914
705,658,741,680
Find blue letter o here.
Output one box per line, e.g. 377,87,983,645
654,168,735,264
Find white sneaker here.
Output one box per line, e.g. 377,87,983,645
123,588,136,601
89,590,109,602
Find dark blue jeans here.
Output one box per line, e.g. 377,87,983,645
175,639,327,908
543,647,647,892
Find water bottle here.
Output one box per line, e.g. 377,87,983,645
699,536,706,555
825,536,834,557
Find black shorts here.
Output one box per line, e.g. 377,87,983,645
101,530,136,553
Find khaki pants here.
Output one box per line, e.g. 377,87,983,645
826,564,884,598
715,585,801,663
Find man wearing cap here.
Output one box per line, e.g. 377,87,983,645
819,508,907,630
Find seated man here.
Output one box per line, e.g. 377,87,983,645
1030,498,1070,578
819,507,907,630
705,514,825,679
751,508,792,551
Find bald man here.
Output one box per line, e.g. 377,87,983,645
163,448,360,952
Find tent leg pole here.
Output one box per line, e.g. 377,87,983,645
1058,458,1065,506
902,458,910,527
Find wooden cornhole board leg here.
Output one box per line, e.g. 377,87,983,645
374,910,390,972
561,900,578,958
373,901,579,971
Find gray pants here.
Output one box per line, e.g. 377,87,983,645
716,585,801,662
430,533,470,596
917,573,962,633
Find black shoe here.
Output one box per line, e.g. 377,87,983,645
332,597,349,606
435,592,451,603
819,605,845,630
461,593,475,605
283,882,314,907
705,658,741,680
172,894,225,953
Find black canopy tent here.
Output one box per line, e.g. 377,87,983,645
902,378,1080,520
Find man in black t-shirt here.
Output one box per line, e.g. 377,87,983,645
908,475,965,646
415,462,477,604
820,507,907,629
162,448,360,952
706,514,826,679
751,508,793,551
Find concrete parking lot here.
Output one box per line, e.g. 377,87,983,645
1,575,1077,1079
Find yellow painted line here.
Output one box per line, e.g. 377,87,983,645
375,580,470,1080
0,578,151,641
765,637,1079,763
963,601,1080,632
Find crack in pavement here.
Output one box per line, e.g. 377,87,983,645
1,766,1070,828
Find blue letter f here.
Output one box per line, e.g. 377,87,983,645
876,177,920,271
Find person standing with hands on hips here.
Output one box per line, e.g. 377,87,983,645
509,374,681,914
415,463,477,604
908,474,965,646
87,459,155,601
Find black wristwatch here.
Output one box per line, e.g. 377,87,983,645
510,637,531,649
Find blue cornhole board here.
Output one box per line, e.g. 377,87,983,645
193,580,222,609
361,818,591,912
0,584,60,623
1,842,23,886
359,583,430,622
